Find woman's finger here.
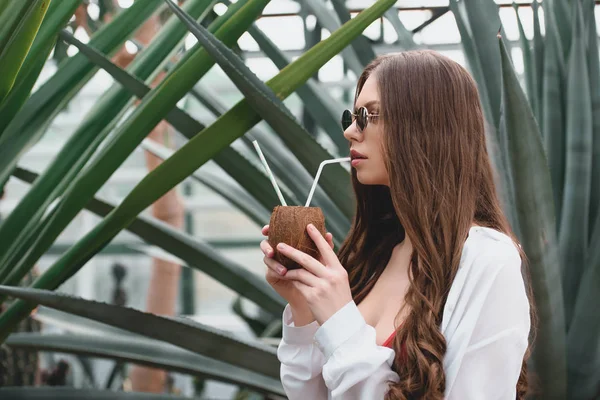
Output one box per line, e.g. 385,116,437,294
260,240,274,257
282,267,320,287
261,225,270,236
263,255,287,275
326,232,334,249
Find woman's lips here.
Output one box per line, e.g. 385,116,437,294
351,158,365,167
350,150,367,167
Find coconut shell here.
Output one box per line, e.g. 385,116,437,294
268,206,326,270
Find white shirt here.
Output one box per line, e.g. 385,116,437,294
277,226,531,399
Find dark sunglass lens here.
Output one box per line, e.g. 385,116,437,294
342,109,353,130
357,107,368,131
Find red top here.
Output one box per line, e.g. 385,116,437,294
382,330,397,348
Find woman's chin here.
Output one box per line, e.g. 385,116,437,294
356,170,389,186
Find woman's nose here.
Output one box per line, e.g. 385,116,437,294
343,122,362,143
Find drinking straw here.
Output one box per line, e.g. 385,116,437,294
305,157,351,207
252,140,288,206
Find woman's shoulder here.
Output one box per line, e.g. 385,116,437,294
441,225,528,333
460,225,522,274
447,226,524,310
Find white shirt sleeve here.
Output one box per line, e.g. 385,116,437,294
277,301,399,400
277,303,328,400
313,300,400,399
444,245,531,400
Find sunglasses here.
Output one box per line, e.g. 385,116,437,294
341,106,380,132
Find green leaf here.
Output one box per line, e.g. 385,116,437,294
303,0,364,75
141,139,271,227
0,0,164,179
246,23,348,153
0,387,203,399
448,0,492,123
0,0,214,281
532,0,544,125
559,2,593,328
0,0,395,336
12,165,285,316
461,0,504,131
546,0,571,59
499,35,567,399
585,0,600,242
330,0,376,67
0,0,49,105
512,3,534,111
542,9,566,230
0,286,281,379
0,0,259,287
566,207,600,398
165,0,354,218
0,0,82,126
7,333,285,396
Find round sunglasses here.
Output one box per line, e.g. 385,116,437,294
341,107,380,131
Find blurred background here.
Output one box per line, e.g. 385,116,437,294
0,0,597,399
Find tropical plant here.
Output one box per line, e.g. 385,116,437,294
0,0,403,397
0,0,596,398
451,0,600,399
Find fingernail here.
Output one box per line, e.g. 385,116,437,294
277,243,286,250
307,224,314,231
277,266,286,275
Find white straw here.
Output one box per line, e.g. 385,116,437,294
305,157,351,207
252,140,287,206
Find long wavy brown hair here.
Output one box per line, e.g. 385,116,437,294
336,51,536,399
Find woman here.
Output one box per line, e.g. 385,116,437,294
260,50,534,399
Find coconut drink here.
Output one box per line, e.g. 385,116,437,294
253,140,349,270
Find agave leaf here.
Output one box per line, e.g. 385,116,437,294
532,0,544,125
140,139,271,227
165,0,354,218
512,3,534,110
0,0,215,281
0,387,206,399
0,0,163,180
546,0,571,58
461,0,505,131
0,0,395,337
448,0,492,124
57,27,291,213
0,0,31,51
32,306,135,337
302,0,364,75
330,0,376,66
542,10,566,230
0,0,264,288
246,23,348,153
559,2,593,328
7,333,285,395
566,209,600,398
0,0,82,125
12,166,285,316
585,0,600,242
0,286,280,378
0,0,49,105
499,35,567,399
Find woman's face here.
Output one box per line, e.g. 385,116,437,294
343,74,390,186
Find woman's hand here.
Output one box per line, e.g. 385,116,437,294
274,223,353,325
260,224,334,310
